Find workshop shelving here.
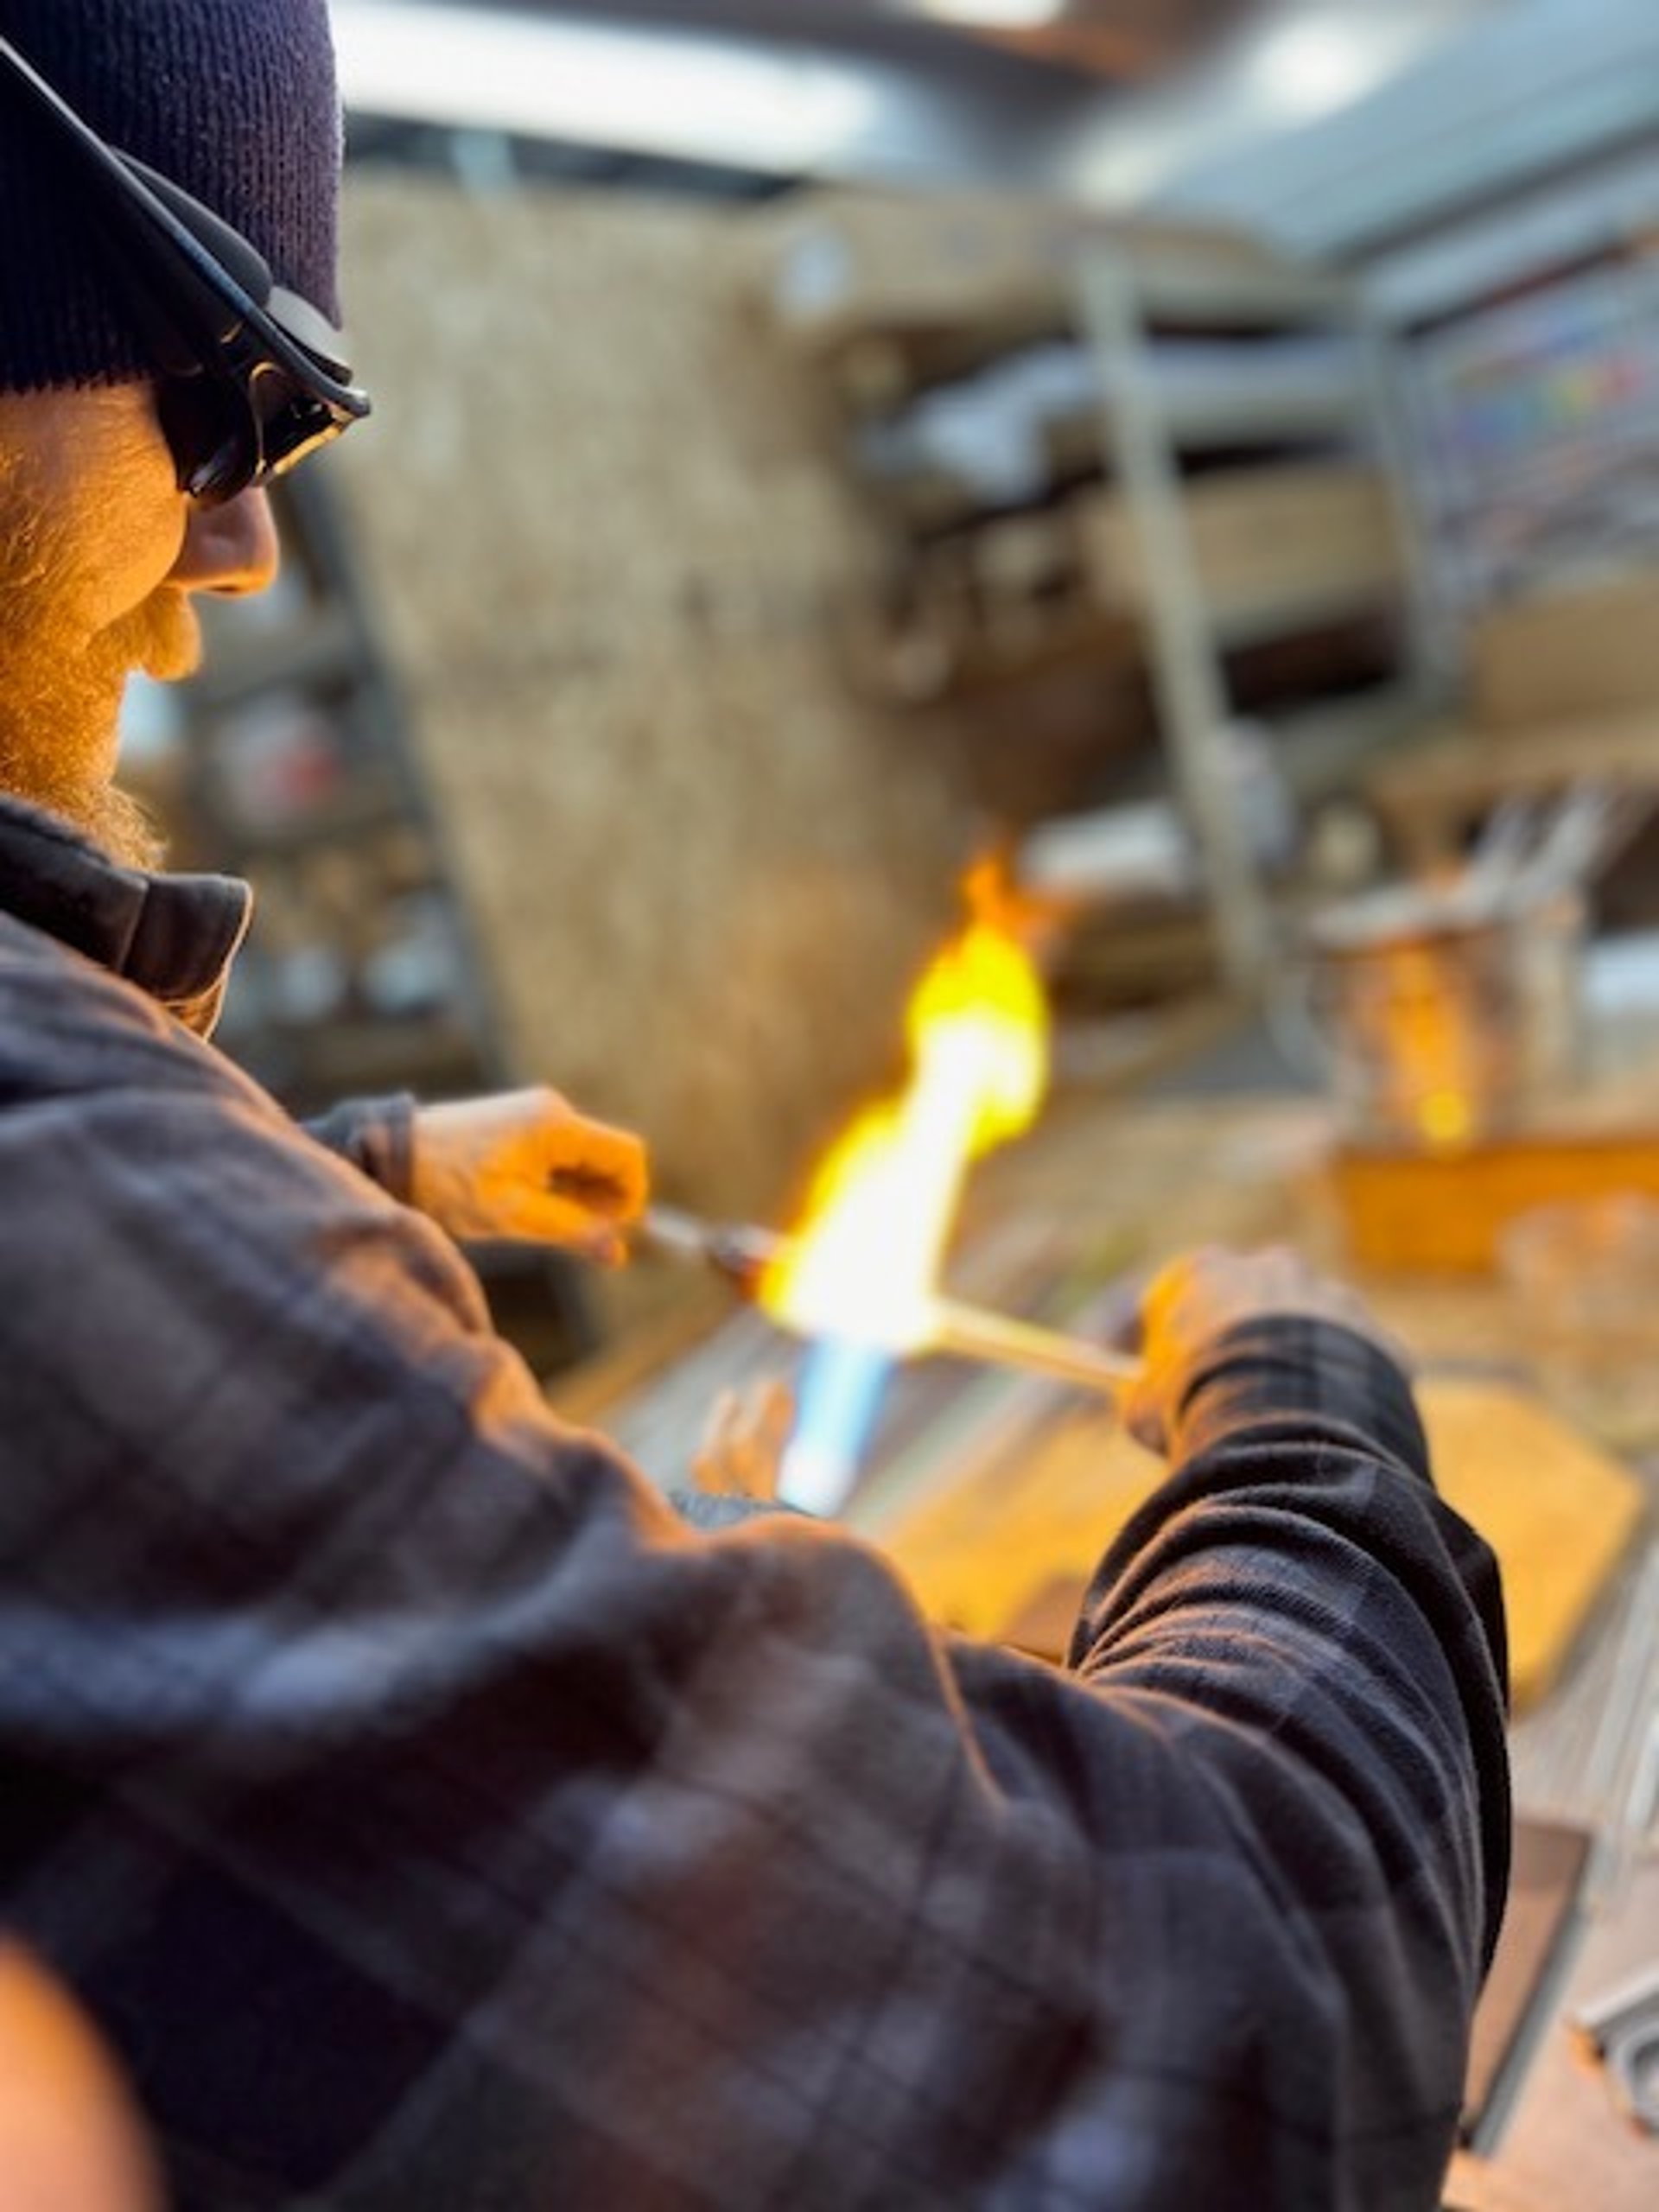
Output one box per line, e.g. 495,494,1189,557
765,194,1439,996
164,467,505,1115
1074,240,1434,986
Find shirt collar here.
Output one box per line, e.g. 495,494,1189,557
0,794,252,1037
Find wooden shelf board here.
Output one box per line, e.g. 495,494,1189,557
1128,260,1356,331
1210,582,1406,653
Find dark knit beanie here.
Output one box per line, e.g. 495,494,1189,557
0,0,342,392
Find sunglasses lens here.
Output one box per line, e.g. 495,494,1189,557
156,377,257,506
158,370,348,505
250,371,346,481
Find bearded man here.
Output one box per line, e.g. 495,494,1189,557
0,5,1508,2209
0,29,643,1236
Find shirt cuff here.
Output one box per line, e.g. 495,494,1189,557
1171,1315,1432,1484
301,1093,418,1206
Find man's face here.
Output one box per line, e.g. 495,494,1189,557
0,380,278,864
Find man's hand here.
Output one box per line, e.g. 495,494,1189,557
410,1088,648,1262
0,1946,160,2212
691,1379,795,1503
1124,1246,1404,1455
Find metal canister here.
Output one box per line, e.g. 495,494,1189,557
1300,884,1585,1150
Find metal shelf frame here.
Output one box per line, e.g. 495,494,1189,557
1076,245,1440,997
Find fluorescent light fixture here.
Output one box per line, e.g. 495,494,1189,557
1065,1,1488,201
331,1,886,172
1243,10,1442,122
912,1,1070,26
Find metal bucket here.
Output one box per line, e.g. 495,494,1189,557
1299,885,1586,1150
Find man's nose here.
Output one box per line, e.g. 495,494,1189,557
168,487,281,596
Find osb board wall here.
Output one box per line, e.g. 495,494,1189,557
334,175,978,1228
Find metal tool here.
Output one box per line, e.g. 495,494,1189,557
636,1205,1141,1402
635,1205,782,1289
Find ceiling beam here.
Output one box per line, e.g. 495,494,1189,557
1136,0,1659,260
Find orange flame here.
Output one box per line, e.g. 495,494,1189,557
760,876,1050,1354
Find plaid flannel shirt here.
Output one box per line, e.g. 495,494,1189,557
0,797,1509,2210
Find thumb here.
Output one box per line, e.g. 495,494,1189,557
1121,1373,1172,1459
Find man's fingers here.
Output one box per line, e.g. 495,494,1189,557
544,1120,648,1220
693,1384,791,1500
1136,1246,1230,1346
546,1162,639,1223
754,1380,795,1463
1121,1382,1170,1458
692,1391,740,1492
494,1191,628,1261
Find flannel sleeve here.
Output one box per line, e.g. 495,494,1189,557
302,1090,417,1204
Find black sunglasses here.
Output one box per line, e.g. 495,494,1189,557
0,32,372,506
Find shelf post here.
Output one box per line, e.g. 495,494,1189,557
1076,247,1274,997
